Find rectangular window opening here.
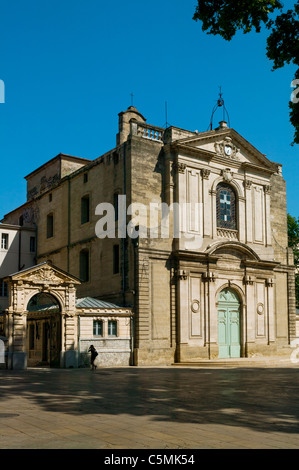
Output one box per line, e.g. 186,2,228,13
81,196,90,224
108,320,117,336
80,250,90,282
0,280,8,297
113,245,119,274
29,324,35,350
93,320,103,336
1,233,8,250
47,214,54,238
30,236,36,253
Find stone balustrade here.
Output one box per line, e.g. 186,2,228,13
135,122,164,142
217,228,239,240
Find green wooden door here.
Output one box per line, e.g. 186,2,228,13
218,289,241,358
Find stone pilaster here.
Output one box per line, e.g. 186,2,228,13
244,277,255,354
266,278,275,344
203,273,218,358
12,312,27,370
239,196,246,243
264,185,272,247
288,268,297,343
201,169,211,237
244,180,253,243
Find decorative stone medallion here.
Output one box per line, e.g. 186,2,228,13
191,300,200,313
215,137,239,160
257,303,264,315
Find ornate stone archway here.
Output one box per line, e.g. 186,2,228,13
4,262,81,369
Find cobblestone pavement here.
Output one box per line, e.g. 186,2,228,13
0,364,299,449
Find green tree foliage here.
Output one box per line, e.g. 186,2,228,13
193,1,299,144
287,214,299,306
288,214,299,262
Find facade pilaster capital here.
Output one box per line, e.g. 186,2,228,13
244,179,253,190
173,162,186,174
177,269,188,280
264,185,271,194
201,168,211,180
202,272,216,283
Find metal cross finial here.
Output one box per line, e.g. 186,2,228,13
218,86,224,107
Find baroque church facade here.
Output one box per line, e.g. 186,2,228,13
0,106,296,368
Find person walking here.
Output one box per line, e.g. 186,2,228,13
88,345,98,370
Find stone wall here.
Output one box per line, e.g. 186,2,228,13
79,313,132,367
270,173,288,264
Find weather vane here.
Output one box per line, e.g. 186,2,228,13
208,87,230,130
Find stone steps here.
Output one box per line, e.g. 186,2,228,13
172,357,295,368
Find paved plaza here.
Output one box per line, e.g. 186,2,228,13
0,363,299,449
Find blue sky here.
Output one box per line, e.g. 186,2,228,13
0,0,298,218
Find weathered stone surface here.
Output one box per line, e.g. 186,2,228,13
1,107,295,365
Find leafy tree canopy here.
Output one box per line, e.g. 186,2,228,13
193,1,299,144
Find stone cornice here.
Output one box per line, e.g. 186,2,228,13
77,309,133,315
170,142,214,160
167,143,276,176
241,162,276,175
243,259,280,270
172,250,218,263
174,128,277,169
169,128,278,173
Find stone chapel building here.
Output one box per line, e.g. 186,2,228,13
0,106,296,368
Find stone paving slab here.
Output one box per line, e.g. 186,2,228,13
0,365,299,449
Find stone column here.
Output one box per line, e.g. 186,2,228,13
204,273,218,358
12,312,27,370
62,283,79,368
264,185,272,247
239,196,246,243
244,180,253,243
201,169,211,237
176,162,187,250
177,271,189,361
63,313,78,368
244,276,255,356
60,313,65,367
211,190,217,239
287,267,297,344
266,278,275,345
165,159,174,206
5,311,13,369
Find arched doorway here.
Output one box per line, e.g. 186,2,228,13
26,293,61,367
217,288,241,358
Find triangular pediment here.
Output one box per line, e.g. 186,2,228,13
5,262,81,286
174,127,278,171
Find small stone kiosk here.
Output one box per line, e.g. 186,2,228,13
3,262,133,369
